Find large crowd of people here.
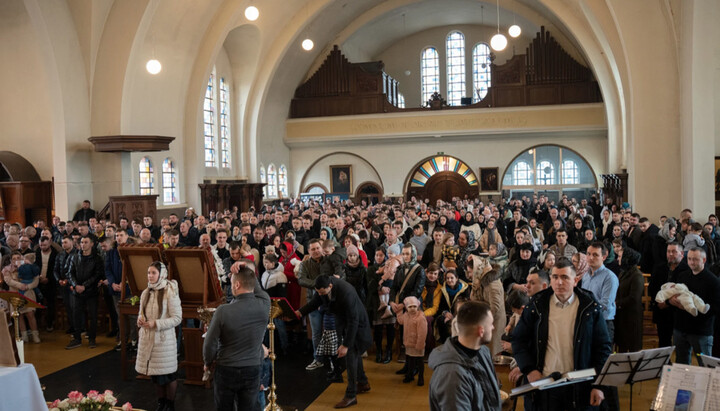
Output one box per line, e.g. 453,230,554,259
3,194,720,410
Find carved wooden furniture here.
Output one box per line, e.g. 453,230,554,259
0,182,53,226
290,45,399,118
99,195,158,224
198,181,265,216
88,135,175,152
600,173,628,207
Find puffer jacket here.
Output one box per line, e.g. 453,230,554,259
135,281,182,376
511,287,612,408
429,338,501,411
469,256,506,356
397,308,427,357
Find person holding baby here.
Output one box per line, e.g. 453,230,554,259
662,247,720,364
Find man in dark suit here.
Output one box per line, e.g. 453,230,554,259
297,275,372,409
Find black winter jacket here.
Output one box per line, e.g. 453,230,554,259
68,251,105,296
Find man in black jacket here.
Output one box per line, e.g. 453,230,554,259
54,235,77,334
66,235,105,349
35,236,58,331
512,258,612,410
649,242,689,348
72,200,96,222
297,275,372,409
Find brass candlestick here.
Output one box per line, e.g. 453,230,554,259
9,295,27,364
265,301,283,411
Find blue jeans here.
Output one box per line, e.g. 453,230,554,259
673,329,713,364
213,364,262,411
308,310,323,361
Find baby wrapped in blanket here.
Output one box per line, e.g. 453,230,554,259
655,282,710,317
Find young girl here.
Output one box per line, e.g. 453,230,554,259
261,254,288,354
2,252,41,343
377,244,402,319
441,233,459,265
135,261,182,411
395,296,427,386
316,303,343,383
368,248,396,364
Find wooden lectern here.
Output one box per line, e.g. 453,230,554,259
117,244,224,385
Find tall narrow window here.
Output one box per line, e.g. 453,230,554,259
162,158,177,204
139,157,154,195
219,77,230,168
260,166,267,197
536,161,555,185
472,43,492,102
398,93,406,108
512,161,532,185
278,165,288,198
203,73,216,167
421,47,440,105
562,160,579,184
446,31,465,106
267,164,277,198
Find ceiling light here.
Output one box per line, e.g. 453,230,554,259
302,39,314,51
244,6,259,21
508,24,522,38
490,34,507,51
146,59,162,75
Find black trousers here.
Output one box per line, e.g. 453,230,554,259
656,320,674,348
344,345,368,398
73,293,98,341
37,280,56,328
214,364,261,411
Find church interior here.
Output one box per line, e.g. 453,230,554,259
2,0,720,409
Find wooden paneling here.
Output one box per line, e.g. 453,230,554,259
198,182,265,216
103,195,158,224
0,182,53,225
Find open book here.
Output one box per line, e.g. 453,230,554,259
510,368,596,397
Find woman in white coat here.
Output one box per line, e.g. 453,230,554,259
135,261,182,411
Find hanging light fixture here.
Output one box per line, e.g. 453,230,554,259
490,0,507,51
302,39,314,51
244,6,259,21
508,3,521,38
145,33,161,75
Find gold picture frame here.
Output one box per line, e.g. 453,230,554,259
330,165,352,193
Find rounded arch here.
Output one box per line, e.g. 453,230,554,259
403,154,478,193
501,144,599,188
0,151,42,182
303,183,329,193
298,151,384,195
354,181,383,204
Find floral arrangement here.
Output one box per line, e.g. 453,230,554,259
47,390,133,411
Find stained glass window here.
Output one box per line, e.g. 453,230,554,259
278,165,288,198
473,43,492,102
562,160,579,184
162,158,177,204
203,73,215,167
536,161,555,185
219,77,230,168
267,164,277,198
421,47,440,105
409,155,477,187
512,161,532,185
446,31,465,106
260,167,267,197
139,157,154,195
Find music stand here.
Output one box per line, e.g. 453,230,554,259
698,354,720,368
594,346,674,411
0,291,45,364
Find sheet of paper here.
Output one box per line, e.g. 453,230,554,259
653,364,710,411
703,367,720,411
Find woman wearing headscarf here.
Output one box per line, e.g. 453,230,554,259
572,252,590,282
455,230,480,282
614,246,644,352
460,212,482,241
503,243,536,293
136,261,182,411
479,217,503,253
390,243,426,374
435,269,469,343
344,245,367,304
468,256,506,356
653,217,677,268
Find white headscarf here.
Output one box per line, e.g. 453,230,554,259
147,262,174,291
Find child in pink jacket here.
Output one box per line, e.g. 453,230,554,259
396,296,428,386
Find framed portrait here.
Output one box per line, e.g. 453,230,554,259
480,167,499,192
330,165,352,193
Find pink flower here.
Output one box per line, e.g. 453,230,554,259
121,402,133,411
67,390,84,404
103,389,114,396
50,399,60,407
86,390,99,400
97,394,105,403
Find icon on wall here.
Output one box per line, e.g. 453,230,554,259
480,167,499,192
330,165,352,194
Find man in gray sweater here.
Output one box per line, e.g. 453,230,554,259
203,263,270,411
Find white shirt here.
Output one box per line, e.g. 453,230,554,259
543,292,579,376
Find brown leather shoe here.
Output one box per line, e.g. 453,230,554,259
356,383,371,393
334,397,358,408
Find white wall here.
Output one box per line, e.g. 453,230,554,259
298,153,383,196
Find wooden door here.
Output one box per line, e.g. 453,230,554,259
424,172,473,204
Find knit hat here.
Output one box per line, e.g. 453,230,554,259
387,243,402,256
403,296,420,308
346,244,359,256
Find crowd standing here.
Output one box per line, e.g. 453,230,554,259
3,194,720,410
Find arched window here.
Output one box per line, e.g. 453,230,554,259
267,164,277,198
398,93,405,109
446,31,465,106
421,47,440,105
219,77,231,168
139,157,154,195
162,158,177,204
203,72,216,167
472,43,492,101
536,161,555,185
260,166,267,197
278,165,288,198
512,161,532,185
562,160,579,184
